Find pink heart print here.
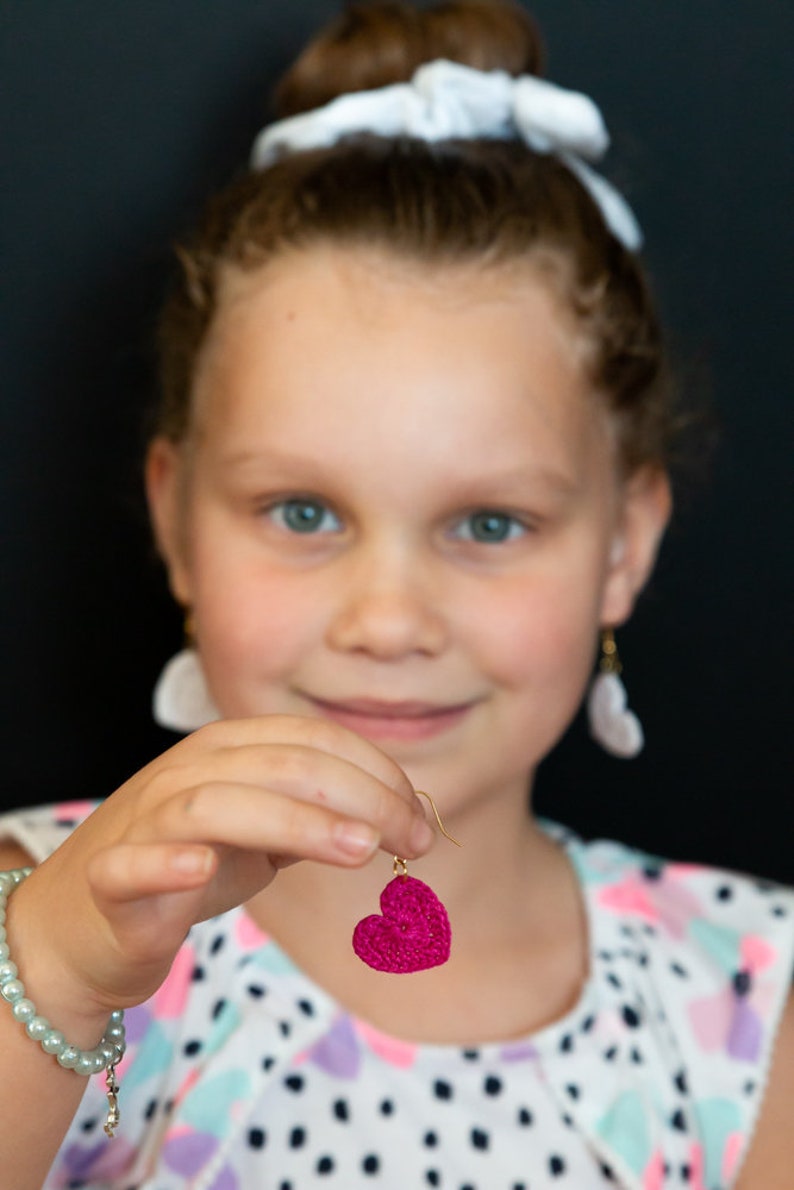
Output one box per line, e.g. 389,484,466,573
353,874,452,973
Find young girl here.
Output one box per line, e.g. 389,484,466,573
1,3,791,1187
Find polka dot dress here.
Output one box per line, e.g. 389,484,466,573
2,804,793,1190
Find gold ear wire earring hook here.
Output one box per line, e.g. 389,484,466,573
393,791,462,876
416,790,462,847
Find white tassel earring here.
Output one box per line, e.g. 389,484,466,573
152,613,221,733
587,628,644,758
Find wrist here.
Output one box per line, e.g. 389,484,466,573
1,869,121,1048
0,868,126,1137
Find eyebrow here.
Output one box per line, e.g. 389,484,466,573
217,447,580,498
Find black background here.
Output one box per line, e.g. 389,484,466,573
1,2,792,881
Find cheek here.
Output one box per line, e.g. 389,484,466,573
471,562,605,693
187,539,321,693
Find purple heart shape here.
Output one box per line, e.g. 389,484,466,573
353,875,451,973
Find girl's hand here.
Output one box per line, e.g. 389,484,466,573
12,717,432,1018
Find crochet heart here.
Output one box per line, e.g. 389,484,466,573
353,875,451,973
587,671,644,758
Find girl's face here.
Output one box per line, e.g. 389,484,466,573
148,246,669,813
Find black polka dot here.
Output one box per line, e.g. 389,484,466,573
559,1033,574,1053
674,1069,689,1095
671,1109,688,1132
424,1130,438,1147
670,962,689,978
606,972,623,989
183,1039,202,1057
643,863,663,880
425,1171,440,1187
297,998,315,1017
144,1099,158,1121
630,1047,644,1064
743,1080,756,1096
279,1020,292,1038
462,1048,480,1061
716,884,734,901
621,1004,641,1028
565,1083,580,1100
380,1098,395,1116
362,1154,380,1174
247,984,266,998
483,1075,503,1096
471,1127,489,1150
284,1074,304,1093
604,1045,618,1061
549,1154,566,1176
772,905,788,918
733,970,752,997
681,1163,692,1181
289,1126,306,1149
433,1079,453,1101
518,1107,533,1126
248,1127,266,1149
210,934,225,955
191,965,206,981
333,1098,349,1122
262,1056,276,1072
561,1113,574,1128
212,998,227,1019
80,1118,98,1132
316,1155,334,1174
513,1184,527,1190
599,1163,617,1181
279,1182,292,1190
581,1014,596,1033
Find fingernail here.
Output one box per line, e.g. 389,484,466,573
334,822,380,858
410,816,434,853
170,848,213,875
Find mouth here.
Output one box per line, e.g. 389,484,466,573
304,695,476,741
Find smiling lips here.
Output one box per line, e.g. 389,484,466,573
306,696,474,741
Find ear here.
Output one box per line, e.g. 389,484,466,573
599,466,672,627
145,436,194,607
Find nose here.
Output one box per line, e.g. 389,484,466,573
326,545,448,660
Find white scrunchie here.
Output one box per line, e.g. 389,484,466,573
250,59,641,250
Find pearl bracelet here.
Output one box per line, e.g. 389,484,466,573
0,867,126,1137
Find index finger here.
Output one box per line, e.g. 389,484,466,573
181,713,419,805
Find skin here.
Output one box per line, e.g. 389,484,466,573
1,243,790,1186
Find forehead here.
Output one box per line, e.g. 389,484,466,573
191,244,612,480
211,243,583,343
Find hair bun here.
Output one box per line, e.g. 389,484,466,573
275,0,544,118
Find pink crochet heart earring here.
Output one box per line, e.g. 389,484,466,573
353,792,462,974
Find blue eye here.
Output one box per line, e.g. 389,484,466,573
454,511,524,544
271,499,341,535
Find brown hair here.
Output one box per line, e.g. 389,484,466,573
157,0,674,474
